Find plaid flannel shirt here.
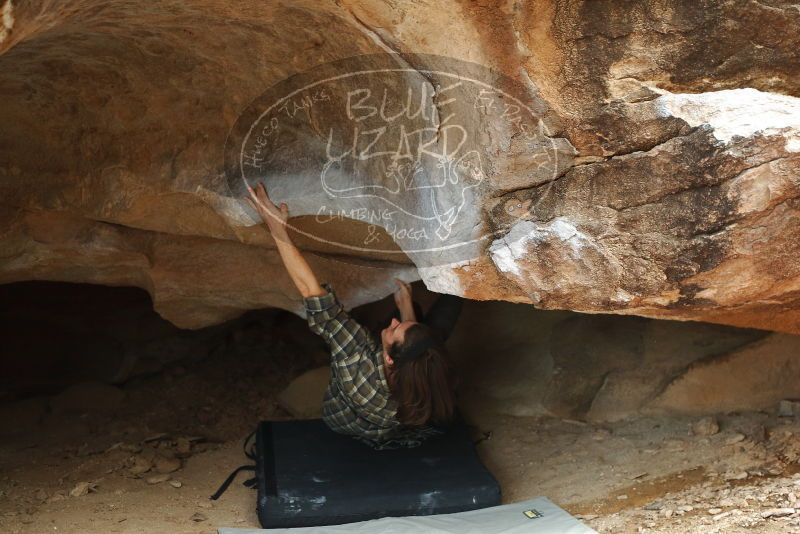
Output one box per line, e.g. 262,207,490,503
304,284,402,443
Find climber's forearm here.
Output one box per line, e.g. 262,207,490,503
398,300,416,322
245,181,323,297
393,279,416,322
273,233,326,298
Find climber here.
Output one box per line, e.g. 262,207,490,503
245,182,462,449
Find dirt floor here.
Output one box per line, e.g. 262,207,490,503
3,332,800,534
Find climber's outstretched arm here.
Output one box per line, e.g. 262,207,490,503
245,182,326,298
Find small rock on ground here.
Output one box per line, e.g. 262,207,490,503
691,416,720,436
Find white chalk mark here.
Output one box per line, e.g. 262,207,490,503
489,217,599,277
655,88,800,150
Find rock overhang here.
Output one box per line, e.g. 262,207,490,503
0,0,799,333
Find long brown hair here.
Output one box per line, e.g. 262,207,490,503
386,323,457,426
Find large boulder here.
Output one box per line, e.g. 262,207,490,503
1,0,799,332
447,298,793,423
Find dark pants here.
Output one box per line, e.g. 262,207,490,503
387,294,463,342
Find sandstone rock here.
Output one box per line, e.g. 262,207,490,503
712,511,731,521
691,417,720,437
190,512,207,523
277,366,331,419
651,335,800,415
761,508,795,518
46,491,66,504
441,298,798,423
146,474,170,485
0,1,798,333
68,482,96,497
50,382,125,416
544,314,645,419
127,455,153,476
153,455,181,474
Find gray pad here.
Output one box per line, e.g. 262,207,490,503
218,497,597,534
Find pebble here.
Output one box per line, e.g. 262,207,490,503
69,482,93,498
190,512,207,522
767,466,783,476
761,508,796,518
712,511,731,521
154,455,181,474
617,494,628,500
169,480,182,488
708,508,722,515
128,455,153,476
691,417,720,437
725,433,746,445
146,474,171,485
46,491,66,504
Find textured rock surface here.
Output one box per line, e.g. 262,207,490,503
650,334,800,415
277,366,330,419
1,0,799,331
447,297,800,422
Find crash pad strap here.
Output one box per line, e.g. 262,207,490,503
210,465,256,501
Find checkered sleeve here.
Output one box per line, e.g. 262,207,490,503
304,284,374,361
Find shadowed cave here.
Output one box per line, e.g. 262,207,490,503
3,281,800,533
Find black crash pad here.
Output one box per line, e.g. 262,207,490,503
254,419,501,528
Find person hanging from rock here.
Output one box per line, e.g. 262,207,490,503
245,182,462,449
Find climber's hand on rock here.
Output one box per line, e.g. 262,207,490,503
246,182,289,240
244,182,322,297
394,278,413,305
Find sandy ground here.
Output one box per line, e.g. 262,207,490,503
3,337,800,534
